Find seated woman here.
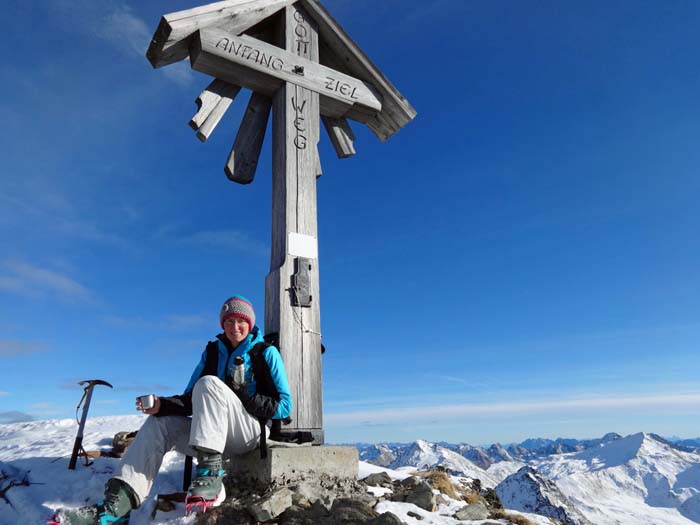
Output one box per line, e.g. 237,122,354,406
50,295,292,525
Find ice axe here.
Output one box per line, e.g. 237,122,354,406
68,379,113,470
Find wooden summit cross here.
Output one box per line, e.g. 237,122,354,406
147,0,415,444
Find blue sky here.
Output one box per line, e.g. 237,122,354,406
1,0,699,446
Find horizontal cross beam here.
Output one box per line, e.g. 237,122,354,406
147,0,295,68
190,29,382,123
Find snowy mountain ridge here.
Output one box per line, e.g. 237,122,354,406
358,431,628,470
535,432,700,525
361,432,700,525
383,439,499,488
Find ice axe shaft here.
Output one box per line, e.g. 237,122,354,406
68,379,113,470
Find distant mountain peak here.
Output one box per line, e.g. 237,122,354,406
569,432,648,469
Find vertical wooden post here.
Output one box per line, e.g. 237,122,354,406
265,3,323,443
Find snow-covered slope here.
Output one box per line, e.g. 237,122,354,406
0,415,189,525
496,466,592,525
388,440,498,487
536,432,700,525
442,444,493,470
358,443,398,467
486,460,527,485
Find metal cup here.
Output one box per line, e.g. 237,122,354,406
137,394,155,411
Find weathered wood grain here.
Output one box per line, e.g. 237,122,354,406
190,79,241,131
195,84,242,142
315,145,323,178
265,4,323,442
225,91,272,184
190,29,382,121
147,0,294,68
322,116,355,158
300,0,416,141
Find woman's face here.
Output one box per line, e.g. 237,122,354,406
223,316,250,347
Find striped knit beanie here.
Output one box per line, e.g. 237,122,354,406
220,296,256,330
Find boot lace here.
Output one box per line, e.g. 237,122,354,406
103,490,121,514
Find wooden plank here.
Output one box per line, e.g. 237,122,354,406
195,84,242,142
321,116,355,158
147,0,295,68
300,0,416,141
190,29,382,119
190,79,241,131
315,145,323,178
225,91,272,184
265,4,323,442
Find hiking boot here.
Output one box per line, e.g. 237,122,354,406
47,478,137,525
185,449,226,514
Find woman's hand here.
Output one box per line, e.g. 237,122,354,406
136,396,161,415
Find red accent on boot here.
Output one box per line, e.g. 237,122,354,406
185,495,214,515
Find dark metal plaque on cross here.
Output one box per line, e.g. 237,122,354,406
147,0,416,443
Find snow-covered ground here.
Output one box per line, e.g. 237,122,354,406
374,500,552,525
0,415,194,525
357,462,552,525
0,416,539,525
4,417,698,525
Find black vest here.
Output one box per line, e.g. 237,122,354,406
202,340,281,407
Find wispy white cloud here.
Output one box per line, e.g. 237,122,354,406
161,61,196,88
0,188,130,250
117,384,174,393
326,392,700,425
102,315,152,330
96,5,152,57
0,340,48,357
0,391,9,397
152,224,267,256
0,260,95,303
30,402,55,409
99,6,195,87
49,0,194,87
181,230,267,255
104,313,210,331
163,314,210,330
59,382,171,393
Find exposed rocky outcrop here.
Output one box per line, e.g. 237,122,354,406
495,466,592,525
197,468,517,524
454,501,490,520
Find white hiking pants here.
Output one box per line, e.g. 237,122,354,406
115,376,264,503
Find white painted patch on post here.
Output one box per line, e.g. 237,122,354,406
288,232,318,259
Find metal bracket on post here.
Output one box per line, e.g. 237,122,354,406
290,257,312,307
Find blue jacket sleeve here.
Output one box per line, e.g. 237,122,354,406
264,346,292,420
